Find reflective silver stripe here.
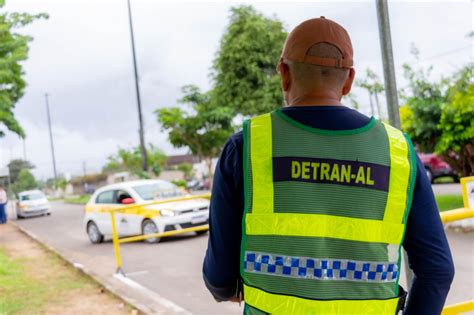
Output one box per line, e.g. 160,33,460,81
244,251,399,283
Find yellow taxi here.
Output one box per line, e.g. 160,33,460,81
84,180,209,244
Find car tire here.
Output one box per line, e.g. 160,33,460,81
425,168,433,183
87,221,104,244
142,219,160,244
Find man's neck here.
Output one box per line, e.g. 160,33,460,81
287,96,342,107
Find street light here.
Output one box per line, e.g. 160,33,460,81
127,0,148,172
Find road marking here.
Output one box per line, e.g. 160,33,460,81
114,273,193,315
125,270,149,277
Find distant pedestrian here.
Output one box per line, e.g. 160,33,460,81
0,186,8,224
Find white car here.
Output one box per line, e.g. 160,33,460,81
84,180,209,244
17,190,51,218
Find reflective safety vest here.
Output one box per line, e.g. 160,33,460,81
240,109,417,315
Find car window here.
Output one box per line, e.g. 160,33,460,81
132,182,183,201
115,190,132,204
20,192,45,201
96,190,114,204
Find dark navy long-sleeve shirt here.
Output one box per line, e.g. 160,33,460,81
203,106,454,314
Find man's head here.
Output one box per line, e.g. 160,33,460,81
277,17,356,105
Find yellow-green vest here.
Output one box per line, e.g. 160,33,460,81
240,110,417,315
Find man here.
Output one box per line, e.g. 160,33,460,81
203,17,454,314
0,186,8,224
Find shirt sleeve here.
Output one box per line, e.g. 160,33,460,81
203,133,244,301
403,156,455,315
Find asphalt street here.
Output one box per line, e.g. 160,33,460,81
12,192,473,314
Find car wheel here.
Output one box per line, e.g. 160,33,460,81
425,168,433,183
142,219,160,243
87,221,104,244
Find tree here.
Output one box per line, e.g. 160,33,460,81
212,5,287,116
156,85,234,182
11,168,37,194
0,2,47,137
177,162,194,180
436,66,474,176
7,159,34,183
103,144,167,178
356,68,385,118
400,59,474,177
400,62,447,153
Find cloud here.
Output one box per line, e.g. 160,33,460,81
1,0,472,179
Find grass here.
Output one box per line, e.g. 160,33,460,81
0,247,88,314
433,176,456,184
64,194,91,205
0,249,38,313
435,194,464,212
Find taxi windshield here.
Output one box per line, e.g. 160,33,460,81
132,182,183,201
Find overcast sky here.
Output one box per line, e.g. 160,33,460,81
1,0,472,179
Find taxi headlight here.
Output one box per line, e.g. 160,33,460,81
19,204,28,210
160,209,175,217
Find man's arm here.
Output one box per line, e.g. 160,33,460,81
403,156,455,314
203,133,244,301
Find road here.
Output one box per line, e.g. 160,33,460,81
13,200,473,314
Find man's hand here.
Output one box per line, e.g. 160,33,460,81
227,295,241,303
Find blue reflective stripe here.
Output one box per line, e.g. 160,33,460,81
244,251,399,283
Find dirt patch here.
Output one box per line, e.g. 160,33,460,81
0,223,137,315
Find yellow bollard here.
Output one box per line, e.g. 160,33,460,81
440,208,474,224
110,211,123,274
442,300,474,314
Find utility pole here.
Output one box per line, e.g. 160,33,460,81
127,0,148,172
368,92,375,117
22,137,27,161
376,0,412,286
45,93,58,180
376,0,400,128
82,161,87,178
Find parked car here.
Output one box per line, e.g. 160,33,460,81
16,190,51,218
84,179,209,244
418,153,458,183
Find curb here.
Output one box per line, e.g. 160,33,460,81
11,221,157,315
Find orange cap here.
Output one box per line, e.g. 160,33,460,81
281,17,353,68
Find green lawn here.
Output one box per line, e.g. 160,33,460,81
64,194,91,205
433,176,456,184
435,194,464,212
0,248,87,313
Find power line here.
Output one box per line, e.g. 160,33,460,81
423,45,471,61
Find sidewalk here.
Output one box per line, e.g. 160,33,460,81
0,223,136,315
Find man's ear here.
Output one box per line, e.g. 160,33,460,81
278,59,291,92
342,67,355,95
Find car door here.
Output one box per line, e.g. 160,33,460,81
93,190,116,235
113,189,139,236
